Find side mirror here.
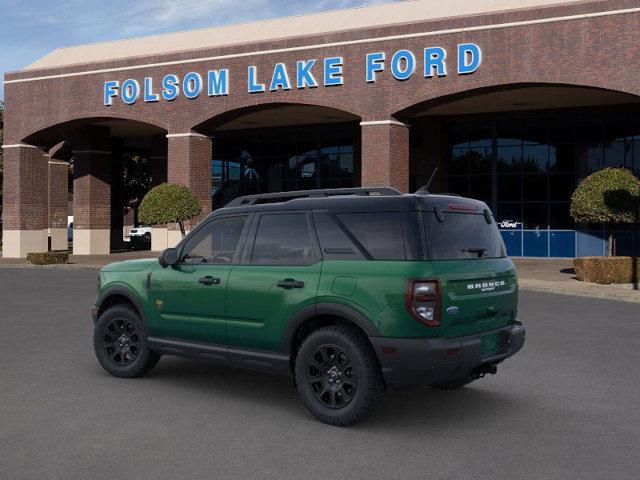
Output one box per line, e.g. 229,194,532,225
158,248,178,268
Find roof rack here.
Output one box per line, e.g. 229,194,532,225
225,187,401,207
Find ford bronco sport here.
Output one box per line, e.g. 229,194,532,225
92,188,525,426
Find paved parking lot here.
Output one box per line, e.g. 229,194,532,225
1,267,639,480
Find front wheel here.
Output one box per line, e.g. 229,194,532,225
93,304,160,378
294,325,386,426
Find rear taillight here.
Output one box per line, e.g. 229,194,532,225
405,279,441,327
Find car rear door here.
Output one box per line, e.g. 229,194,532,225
226,212,322,352
422,208,518,340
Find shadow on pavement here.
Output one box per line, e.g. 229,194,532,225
119,356,529,430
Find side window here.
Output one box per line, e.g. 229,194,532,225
313,212,365,260
251,213,313,265
337,212,406,260
182,215,248,264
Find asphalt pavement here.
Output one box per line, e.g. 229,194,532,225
0,268,639,480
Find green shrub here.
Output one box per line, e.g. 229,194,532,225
570,168,640,224
138,183,202,236
27,251,70,265
573,256,640,284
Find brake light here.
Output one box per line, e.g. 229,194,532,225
448,203,477,212
405,279,441,327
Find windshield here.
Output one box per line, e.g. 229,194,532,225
423,211,506,260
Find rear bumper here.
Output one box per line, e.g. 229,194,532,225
369,323,525,390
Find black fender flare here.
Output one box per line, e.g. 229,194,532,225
93,285,148,325
281,302,381,353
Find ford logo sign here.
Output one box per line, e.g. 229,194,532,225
446,306,460,315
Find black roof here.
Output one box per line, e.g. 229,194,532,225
211,188,489,217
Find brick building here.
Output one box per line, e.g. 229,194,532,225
3,0,640,258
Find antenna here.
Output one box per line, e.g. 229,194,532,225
426,166,438,190
415,167,438,195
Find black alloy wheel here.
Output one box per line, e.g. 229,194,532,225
306,344,358,409
295,325,386,426
93,304,160,378
102,317,141,366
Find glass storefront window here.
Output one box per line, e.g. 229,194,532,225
497,145,522,173
211,123,357,209
523,203,548,229
497,175,521,202
443,105,640,231
523,144,548,173
450,147,469,174
469,146,492,174
522,174,547,202
604,140,632,168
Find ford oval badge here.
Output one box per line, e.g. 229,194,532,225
446,306,459,315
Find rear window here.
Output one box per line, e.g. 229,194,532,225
337,212,406,260
423,212,506,260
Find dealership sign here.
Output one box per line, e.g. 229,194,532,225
103,43,481,106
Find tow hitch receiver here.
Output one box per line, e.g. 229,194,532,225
471,363,498,379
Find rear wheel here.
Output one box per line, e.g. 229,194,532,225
93,304,160,378
294,325,385,426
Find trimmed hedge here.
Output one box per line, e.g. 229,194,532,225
27,251,70,265
570,168,640,224
574,256,640,284
139,183,202,227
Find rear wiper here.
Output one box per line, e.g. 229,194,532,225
461,247,487,258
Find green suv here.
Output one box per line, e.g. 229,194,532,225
92,188,525,425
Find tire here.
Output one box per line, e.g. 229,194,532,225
294,325,386,426
431,374,475,390
93,304,160,378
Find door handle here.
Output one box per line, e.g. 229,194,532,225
199,276,221,285
277,278,305,289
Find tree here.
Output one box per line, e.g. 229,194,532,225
121,153,152,223
138,183,202,237
570,167,640,256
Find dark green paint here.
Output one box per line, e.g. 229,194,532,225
98,256,518,352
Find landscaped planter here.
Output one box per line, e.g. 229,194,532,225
574,256,640,284
27,251,70,265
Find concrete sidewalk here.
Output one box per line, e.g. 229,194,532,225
1,251,639,303
512,258,640,304
0,250,157,269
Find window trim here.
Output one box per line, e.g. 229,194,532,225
335,211,408,261
312,210,372,261
176,213,252,266
242,211,321,267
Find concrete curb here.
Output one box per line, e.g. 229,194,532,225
519,280,640,304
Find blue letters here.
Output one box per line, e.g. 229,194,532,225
103,81,119,106
183,72,203,99
208,69,229,96
102,45,483,106
248,66,265,93
458,43,482,74
366,52,385,82
424,47,447,77
324,57,343,86
161,74,179,101
121,79,140,104
390,50,415,81
296,60,318,89
270,63,292,91
144,77,159,102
